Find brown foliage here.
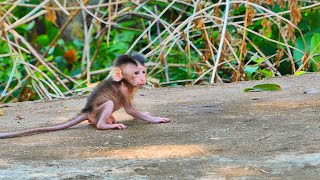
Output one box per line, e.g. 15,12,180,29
261,17,272,36
64,49,77,65
20,86,35,102
266,0,273,5
246,7,256,26
276,49,284,67
301,53,309,70
277,0,286,9
160,53,165,64
289,0,302,25
45,7,58,26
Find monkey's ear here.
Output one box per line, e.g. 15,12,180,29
112,68,123,82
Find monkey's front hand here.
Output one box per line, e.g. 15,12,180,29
96,123,127,130
147,116,171,123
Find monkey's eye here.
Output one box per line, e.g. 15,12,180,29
134,71,139,75
142,70,146,74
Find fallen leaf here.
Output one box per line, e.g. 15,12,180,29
294,71,306,76
0,109,3,116
244,83,281,92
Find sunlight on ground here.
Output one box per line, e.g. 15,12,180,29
83,144,208,159
253,99,320,110
216,166,259,177
0,159,10,166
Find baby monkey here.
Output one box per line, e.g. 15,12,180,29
0,54,170,138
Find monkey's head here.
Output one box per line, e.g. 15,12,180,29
112,54,146,87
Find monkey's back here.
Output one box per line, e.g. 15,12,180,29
81,78,125,113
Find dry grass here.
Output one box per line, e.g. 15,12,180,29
0,0,319,102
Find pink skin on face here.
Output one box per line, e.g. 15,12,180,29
124,64,146,87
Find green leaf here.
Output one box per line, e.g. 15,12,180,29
293,36,307,64
36,34,50,47
294,71,306,76
243,88,255,92
253,57,265,64
73,39,83,49
114,31,139,43
310,34,320,71
46,55,54,61
57,39,65,46
294,28,320,64
109,42,128,53
259,69,273,77
26,20,35,31
310,34,320,56
48,47,55,55
243,83,281,92
244,65,259,79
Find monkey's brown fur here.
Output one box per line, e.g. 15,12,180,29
0,54,170,139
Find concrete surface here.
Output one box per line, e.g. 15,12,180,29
0,73,320,179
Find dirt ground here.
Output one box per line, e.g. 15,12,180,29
0,73,319,179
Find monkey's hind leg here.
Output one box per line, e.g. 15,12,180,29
106,115,116,124
96,101,127,130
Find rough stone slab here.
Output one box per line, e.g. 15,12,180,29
0,73,320,179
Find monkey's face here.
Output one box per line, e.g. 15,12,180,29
123,64,146,87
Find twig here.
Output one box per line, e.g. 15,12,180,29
5,0,50,31
0,0,22,23
4,22,68,95
52,0,70,15
0,37,30,53
246,38,282,77
127,0,177,54
79,0,91,84
210,0,230,83
42,6,82,57
154,5,170,83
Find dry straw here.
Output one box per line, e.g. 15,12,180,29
0,0,319,102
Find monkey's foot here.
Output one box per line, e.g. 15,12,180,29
97,123,127,130
106,116,116,124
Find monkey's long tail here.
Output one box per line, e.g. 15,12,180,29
0,114,88,139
